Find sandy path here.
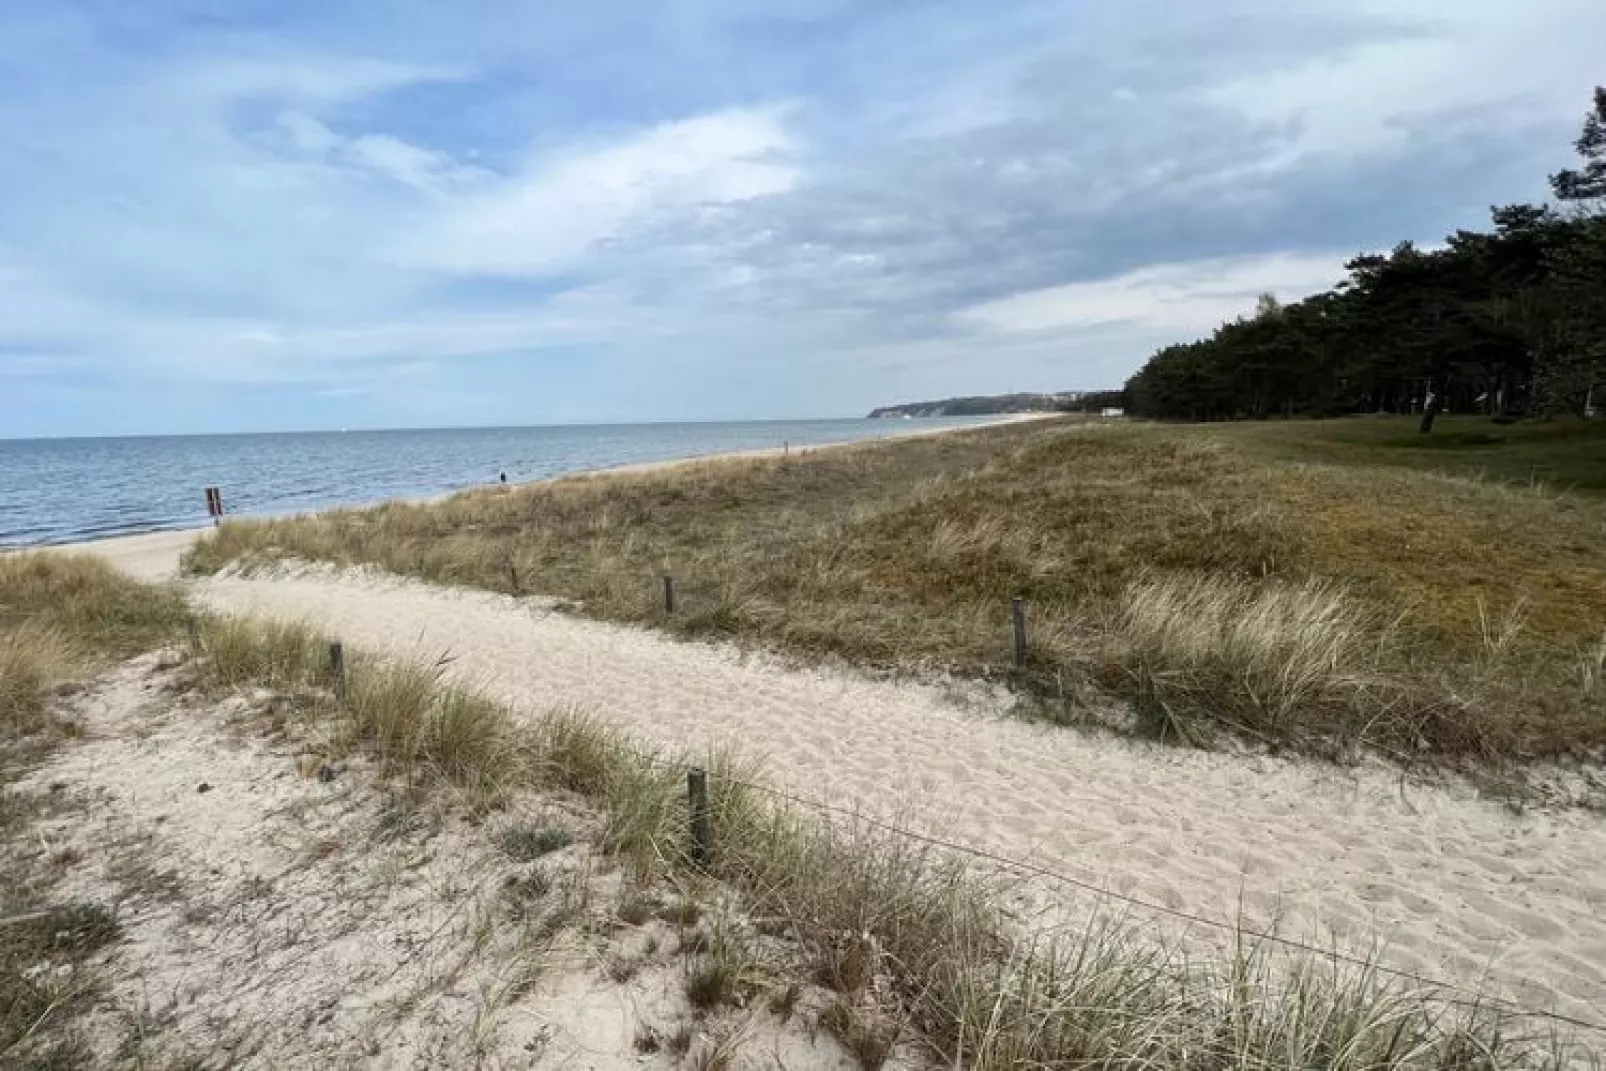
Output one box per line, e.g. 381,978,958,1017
184,565,1606,1028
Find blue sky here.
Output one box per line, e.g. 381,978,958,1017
0,0,1601,436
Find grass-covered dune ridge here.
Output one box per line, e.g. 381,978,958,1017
186,417,1606,761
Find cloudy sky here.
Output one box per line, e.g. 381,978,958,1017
0,0,1600,436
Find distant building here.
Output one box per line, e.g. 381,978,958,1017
1100,407,1125,418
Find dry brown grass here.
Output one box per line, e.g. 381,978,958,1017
185,419,1606,762
0,553,189,658
1265,462,1606,653
1106,575,1388,750
1,553,189,772
0,625,76,739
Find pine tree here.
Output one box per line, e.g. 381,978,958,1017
1539,88,1606,416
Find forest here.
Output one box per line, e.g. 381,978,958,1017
1123,89,1605,430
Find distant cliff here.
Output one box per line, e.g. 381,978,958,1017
867,392,1081,418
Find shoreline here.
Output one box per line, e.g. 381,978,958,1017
40,412,1065,581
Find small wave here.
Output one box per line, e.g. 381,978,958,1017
1,518,197,549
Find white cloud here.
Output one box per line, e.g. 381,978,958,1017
0,354,84,378
168,55,462,108
4,0,1604,434
958,253,1348,336
1,65,797,389
1207,0,1604,157
0,277,681,388
276,111,343,154
275,110,488,191
342,134,464,189
399,107,799,277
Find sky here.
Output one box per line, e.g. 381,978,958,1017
0,0,1601,436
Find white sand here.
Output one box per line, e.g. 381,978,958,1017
57,527,204,581
162,563,1606,1027
24,652,884,1068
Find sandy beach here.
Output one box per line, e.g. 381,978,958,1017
29,413,1606,1032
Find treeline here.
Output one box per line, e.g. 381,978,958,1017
1125,89,1606,427
1059,390,1127,413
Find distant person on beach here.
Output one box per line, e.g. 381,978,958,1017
499,472,507,484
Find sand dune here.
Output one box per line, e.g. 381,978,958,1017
171,562,1606,1028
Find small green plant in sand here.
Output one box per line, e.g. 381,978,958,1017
497,820,573,861
0,902,122,1067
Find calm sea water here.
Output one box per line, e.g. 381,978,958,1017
0,418,995,548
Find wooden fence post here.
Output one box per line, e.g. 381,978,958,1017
663,575,676,615
1011,596,1028,669
329,642,345,698
687,767,712,869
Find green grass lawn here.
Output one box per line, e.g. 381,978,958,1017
1210,416,1606,495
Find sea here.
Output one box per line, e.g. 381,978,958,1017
0,418,995,548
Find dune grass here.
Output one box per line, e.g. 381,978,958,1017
581,731,1558,1068
1,553,190,768
183,615,1584,1069
0,902,121,1069
193,615,524,809
1105,575,1388,750
199,615,329,690
0,553,189,658
186,418,1606,763
517,716,1597,1069
0,553,190,729
0,553,192,1066
0,625,77,739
